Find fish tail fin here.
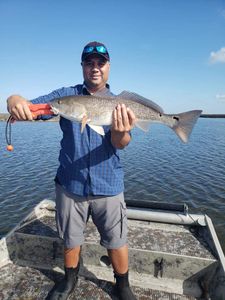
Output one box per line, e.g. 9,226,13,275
171,110,202,143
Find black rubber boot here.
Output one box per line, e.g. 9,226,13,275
114,271,137,300
47,264,79,300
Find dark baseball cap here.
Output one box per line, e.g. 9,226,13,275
81,41,110,62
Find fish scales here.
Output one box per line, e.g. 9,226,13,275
50,91,202,143
53,95,162,122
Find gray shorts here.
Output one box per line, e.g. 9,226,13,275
55,184,127,249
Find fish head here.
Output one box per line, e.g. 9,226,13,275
50,98,87,122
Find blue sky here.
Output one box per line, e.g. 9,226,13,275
0,0,225,114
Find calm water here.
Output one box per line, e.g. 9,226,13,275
0,119,225,251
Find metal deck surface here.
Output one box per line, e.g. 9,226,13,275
0,263,196,300
17,215,215,259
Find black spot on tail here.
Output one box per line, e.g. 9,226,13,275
173,116,179,121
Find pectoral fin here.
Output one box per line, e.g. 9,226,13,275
81,115,88,133
89,125,105,135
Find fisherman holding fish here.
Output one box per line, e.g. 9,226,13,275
7,42,137,300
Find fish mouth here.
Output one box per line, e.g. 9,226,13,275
50,105,59,115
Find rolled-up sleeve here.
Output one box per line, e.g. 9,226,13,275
30,87,77,120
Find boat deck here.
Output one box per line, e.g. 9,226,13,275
0,200,223,300
0,263,196,299
17,215,215,258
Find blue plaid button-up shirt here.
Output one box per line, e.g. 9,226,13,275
31,84,124,196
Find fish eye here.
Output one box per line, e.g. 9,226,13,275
57,100,62,104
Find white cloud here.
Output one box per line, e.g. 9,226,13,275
209,47,225,64
216,94,225,100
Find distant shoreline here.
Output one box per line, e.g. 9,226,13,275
0,113,59,122
0,113,225,121
0,113,11,121
200,114,225,118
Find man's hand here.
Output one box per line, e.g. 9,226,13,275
7,95,33,121
111,104,136,149
112,104,136,132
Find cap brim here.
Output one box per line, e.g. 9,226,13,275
82,51,109,62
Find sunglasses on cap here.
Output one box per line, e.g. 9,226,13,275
83,45,108,54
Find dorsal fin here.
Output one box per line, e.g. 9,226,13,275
117,91,164,113
93,90,114,98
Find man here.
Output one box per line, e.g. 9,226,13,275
7,41,137,300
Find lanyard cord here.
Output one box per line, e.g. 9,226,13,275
5,116,14,150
